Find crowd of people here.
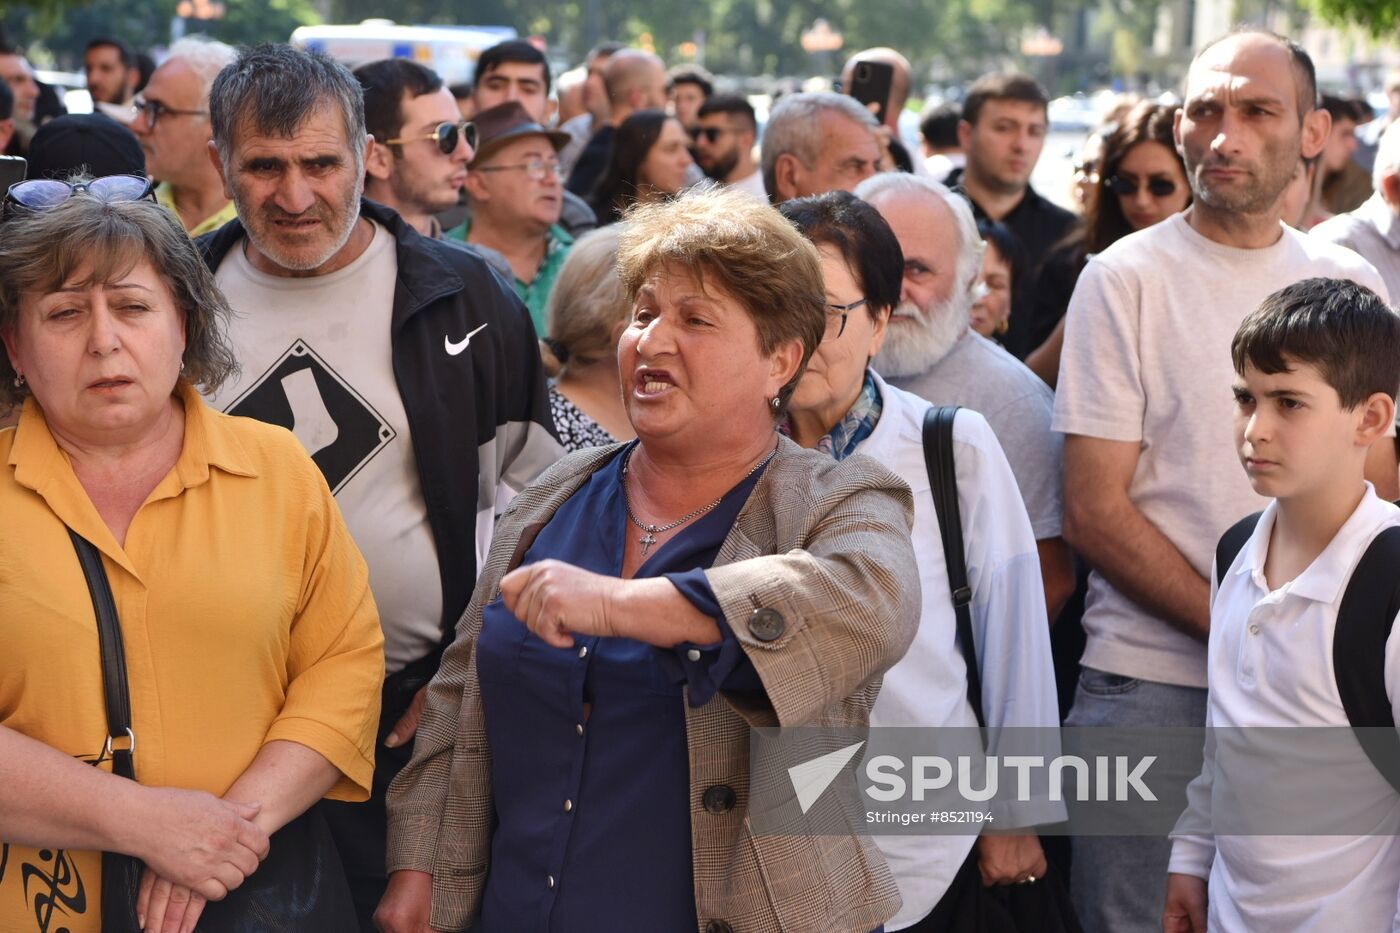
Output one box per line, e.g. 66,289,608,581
1,19,1400,933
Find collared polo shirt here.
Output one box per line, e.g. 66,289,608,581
450,219,573,335
1170,489,1400,931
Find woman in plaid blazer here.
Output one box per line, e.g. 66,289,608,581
377,187,921,933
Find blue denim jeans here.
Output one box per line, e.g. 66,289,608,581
1065,667,1207,933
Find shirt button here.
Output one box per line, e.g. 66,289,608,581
575,723,584,736
547,875,555,889
1249,624,1261,635
578,645,589,658
564,799,574,812
687,648,702,661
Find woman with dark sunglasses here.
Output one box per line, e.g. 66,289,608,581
1027,101,1190,388
0,185,384,933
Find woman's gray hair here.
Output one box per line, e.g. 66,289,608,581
761,92,879,201
0,194,240,413
210,43,368,174
542,225,628,379
854,172,985,303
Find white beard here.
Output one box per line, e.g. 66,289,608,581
873,294,970,379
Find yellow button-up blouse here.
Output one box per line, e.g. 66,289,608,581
0,385,383,933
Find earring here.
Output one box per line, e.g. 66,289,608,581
770,396,781,411
13,373,24,388
179,361,186,374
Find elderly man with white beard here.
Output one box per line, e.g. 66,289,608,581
857,172,1074,623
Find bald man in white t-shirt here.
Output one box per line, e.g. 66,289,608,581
1053,29,1393,933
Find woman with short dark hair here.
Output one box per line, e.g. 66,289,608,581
781,190,1062,932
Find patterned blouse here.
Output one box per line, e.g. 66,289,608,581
548,383,617,453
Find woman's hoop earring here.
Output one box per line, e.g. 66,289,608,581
770,396,781,411
13,374,24,388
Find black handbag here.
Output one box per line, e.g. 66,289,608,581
69,530,358,932
920,408,1082,933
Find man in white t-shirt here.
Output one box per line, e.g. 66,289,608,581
198,44,562,929
1053,28,1393,933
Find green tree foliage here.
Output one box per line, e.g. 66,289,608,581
1307,0,1400,36
2,0,318,68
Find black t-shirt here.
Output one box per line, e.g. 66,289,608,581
949,169,1080,360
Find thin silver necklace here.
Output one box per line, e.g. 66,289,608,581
622,443,777,557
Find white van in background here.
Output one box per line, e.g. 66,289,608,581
290,20,516,86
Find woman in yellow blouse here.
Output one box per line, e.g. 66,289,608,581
0,179,384,933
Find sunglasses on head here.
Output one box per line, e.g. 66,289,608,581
1105,175,1178,198
688,126,730,144
384,121,479,155
3,174,157,219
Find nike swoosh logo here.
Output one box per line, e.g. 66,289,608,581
445,323,489,356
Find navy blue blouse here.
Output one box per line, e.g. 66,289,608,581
474,443,766,932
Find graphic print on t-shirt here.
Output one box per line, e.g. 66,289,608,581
226,339,396,493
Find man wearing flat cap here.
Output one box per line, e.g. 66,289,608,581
449,100,573,333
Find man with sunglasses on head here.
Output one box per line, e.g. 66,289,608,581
693,94,765,201
356,58,476,239
450,101,573,335
198,45,563,930
131,36,238,236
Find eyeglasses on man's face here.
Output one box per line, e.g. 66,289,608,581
384,121,479,155
131,96,208,128
474,158,564,182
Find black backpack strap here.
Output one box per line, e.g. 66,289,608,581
1215,511,1263,591
1333,525,1400,795
922,406,984,728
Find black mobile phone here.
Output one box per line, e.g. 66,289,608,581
846,61,894,125
0,155,25,193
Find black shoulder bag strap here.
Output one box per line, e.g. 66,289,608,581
1214,511,1262,591
67,529,144,933
922,406,985,729
1333,525,1400,796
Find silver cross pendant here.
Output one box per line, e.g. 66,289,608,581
639,530,657,556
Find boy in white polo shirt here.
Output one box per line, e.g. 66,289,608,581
1164,277,1400,932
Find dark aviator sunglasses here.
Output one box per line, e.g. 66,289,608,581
384,121,479,155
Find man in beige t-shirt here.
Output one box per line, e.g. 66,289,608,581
1053,29,1392,933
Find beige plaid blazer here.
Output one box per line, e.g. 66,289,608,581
386,437,920,932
